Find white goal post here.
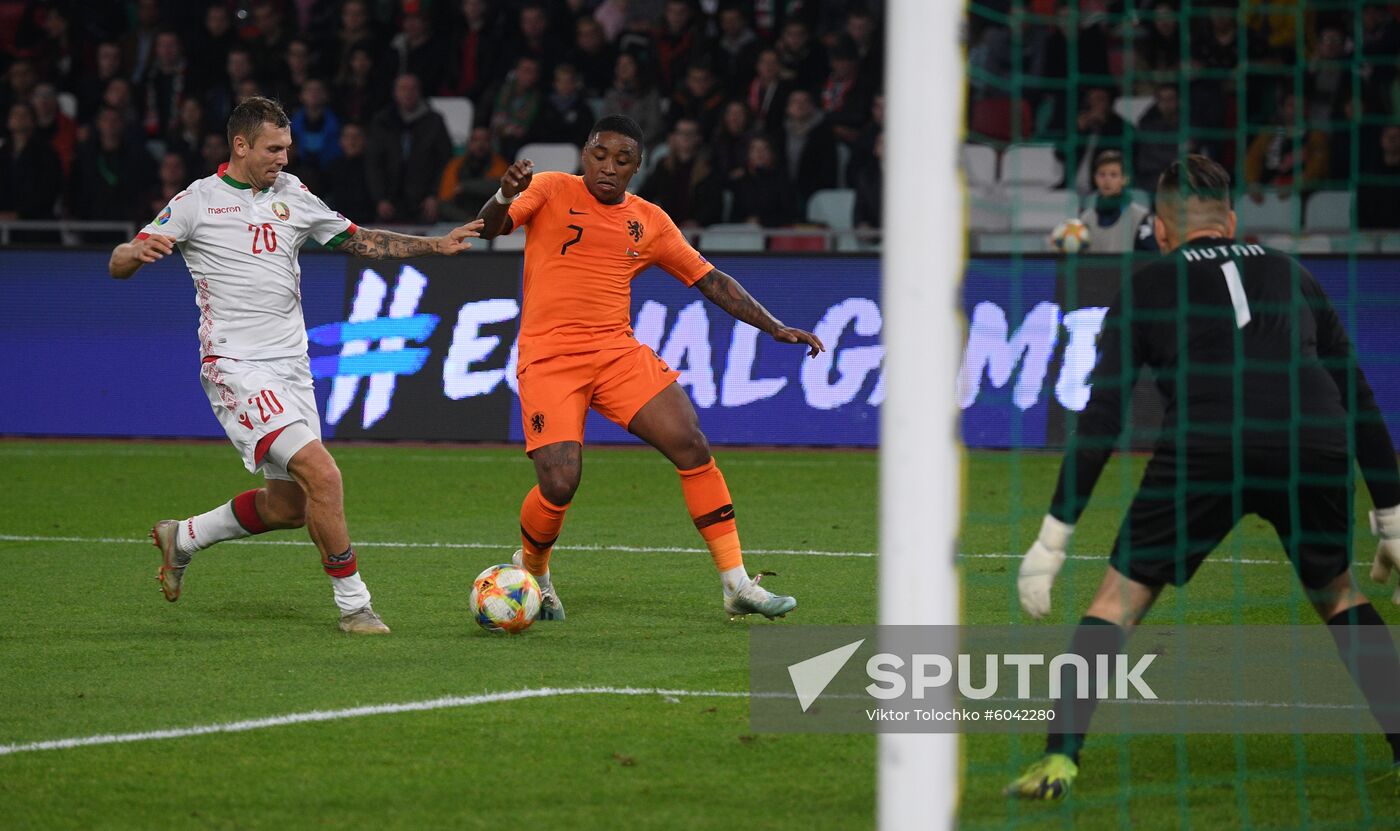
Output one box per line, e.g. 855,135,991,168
879,1,964,829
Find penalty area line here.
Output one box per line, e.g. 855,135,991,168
0,687,751,757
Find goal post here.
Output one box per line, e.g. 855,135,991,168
879,1,966,829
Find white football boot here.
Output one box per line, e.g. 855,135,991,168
512,549,565,620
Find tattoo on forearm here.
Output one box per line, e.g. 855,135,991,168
340,228,438,259
695,270,780,333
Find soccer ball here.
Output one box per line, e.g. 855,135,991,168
469,564,542,634
1050,218,1091,254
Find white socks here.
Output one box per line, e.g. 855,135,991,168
331,572,372,612
176,502,250,556
721,566,751,597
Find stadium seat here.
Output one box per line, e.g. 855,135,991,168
428,97,474,148
807,189,857,250
1380,235,1400,254
1003,188,1079,232
961,143,998,188
1236,192,1299,233
517,142,581,174
1000,144,1061,188
701,224,766,252
1260,233,1331,254
490,229,527,251
1113,95,1153,125
967,187,1011,232
1303,191,1352,233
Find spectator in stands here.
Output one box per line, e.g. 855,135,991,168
199,131,229,177
640,117,723,228
1135,0,1182,83
714,5,760,97
602,52,665,149
0,102,64,225
31,83,77,177
439,125,509,220
69,106,152,224
272,39,316,106
508,3,565,79
1243,92,1329,195
1033,1,1111,141
729,133,799,227
336,45,389,125
1067,86,1126,193
1134,83,1186,193
852,130,883,232
334,0,382,81
368,74,453,223
567,17,616,98
1360,6,1400,114
1077,150,1148,253
1358,125,1400,229
656,0,706,94
142,151,187,225
248,2,293,80
78,43,124,123
778,88,838,210
122,0,161,88
847,91,884,183
290,79,342,180
142,30,188,139
187,4,235,95
747,47,794,137
537,64,596,147
166,97,208,174
1,58,38,119
821,39,875,146
32,5,83,91
1305,26,1350,124
324,122,376,223
443,0,506,101
844,8,883,82
490,56,545,159
391,11,448,95
776,19,827,92
205,46,256,127
710,99,753,182
670,62,726,136
100,78,144,144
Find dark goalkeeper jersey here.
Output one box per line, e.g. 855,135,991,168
1051,236,1400,523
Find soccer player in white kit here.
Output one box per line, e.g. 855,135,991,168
108,97,482,634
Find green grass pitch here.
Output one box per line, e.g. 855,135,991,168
0,440,1396,829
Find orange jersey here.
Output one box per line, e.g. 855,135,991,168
507,172,714,368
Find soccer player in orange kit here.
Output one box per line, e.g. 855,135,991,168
476,115,825,620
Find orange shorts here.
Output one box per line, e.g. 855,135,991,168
517,343,680,452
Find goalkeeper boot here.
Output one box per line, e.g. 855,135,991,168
339,605,391,634
724,573,797,620
1005,753,1079,801
151,519,190,602
513,549,565,621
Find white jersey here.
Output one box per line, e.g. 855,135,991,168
139,165,357,360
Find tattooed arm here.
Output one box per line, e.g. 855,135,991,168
694,269,826,357
339,221,483,259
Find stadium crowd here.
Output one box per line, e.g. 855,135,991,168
0,0,886,240
968,0,1400,230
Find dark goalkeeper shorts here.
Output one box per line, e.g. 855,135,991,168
1109,449,1352,590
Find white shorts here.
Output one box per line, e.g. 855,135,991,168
200,354,321,481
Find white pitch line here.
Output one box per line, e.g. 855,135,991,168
0,687,750,757
0,534,872,558
0,534,1372,568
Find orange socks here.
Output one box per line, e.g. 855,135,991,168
520,485,569,577
678,459,744,572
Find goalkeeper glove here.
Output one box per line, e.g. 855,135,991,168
1018,515,1074,620
1369,505,1400,605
